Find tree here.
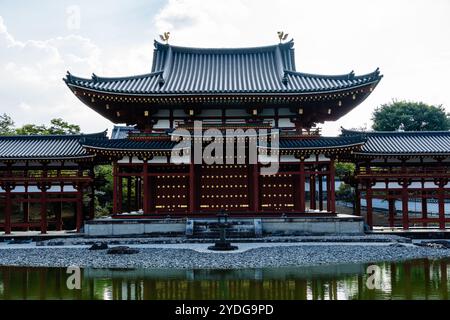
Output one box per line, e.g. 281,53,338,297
335,162,358,214
15,118,81,135
48,118,81,135
335,162,355,181
0,113,15,135
372,100,450,131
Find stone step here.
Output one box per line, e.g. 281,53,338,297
188,219,262,238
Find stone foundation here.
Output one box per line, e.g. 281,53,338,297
84,215,364,237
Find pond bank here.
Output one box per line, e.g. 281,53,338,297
1,239,450,269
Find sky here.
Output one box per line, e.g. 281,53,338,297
0,0,449,136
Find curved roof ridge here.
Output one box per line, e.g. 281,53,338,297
285,68,380,80
65,71,163,84
0,131,107,140
153,39,295,54
342,128,450,136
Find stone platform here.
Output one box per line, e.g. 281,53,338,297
84,214,364,237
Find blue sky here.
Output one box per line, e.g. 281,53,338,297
0,0,449,135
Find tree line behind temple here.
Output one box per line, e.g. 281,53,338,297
0,101,449,215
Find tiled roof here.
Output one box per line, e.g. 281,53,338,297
0,132,106,160
279,135,366,149
65,40,382,95
82,133,364,152
82,138,178,151
342,129,450,155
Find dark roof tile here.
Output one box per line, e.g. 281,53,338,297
342,129,450,155
0,132,106,160
65,40,382,95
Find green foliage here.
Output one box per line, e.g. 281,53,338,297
48,118,81,134
15,118,80,135
335,183,355,203
94,165,114,216
372,100,450,131
0,113,15,135
335,162,355,180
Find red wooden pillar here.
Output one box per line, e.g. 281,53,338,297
318,172,323,211
401,180,409,230
310,174,316,210
117,174,123,214
23,195,30,231
76,184,83,233
329,159,336,213
143,161,150,215
355,184,361,216
388,198,395,228
366,181,373,230
40,187,48,234
55,194,63,231
189,159,196,214
134,177,139,211
421,180,428,227
89,168,95,220
252,164,260,212
298,161,306,212
4,183,12,235
438,181,446,230
112,162,118,214
126,177,132,213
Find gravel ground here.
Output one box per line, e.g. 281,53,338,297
34,234,410,246
1,244,450,269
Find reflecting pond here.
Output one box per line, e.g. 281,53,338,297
0,258,449,300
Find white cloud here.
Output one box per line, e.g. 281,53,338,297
155,0,450,135
0,15,110,132
1,1,449,136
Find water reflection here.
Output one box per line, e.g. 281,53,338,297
0,259,449,300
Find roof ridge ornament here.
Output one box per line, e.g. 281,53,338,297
348,71,355,80
159,32,171,44
277,31,289,44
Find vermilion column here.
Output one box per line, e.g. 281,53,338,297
355,184,361,216
299,161,306,212
388,198,395,228
310,174,316,210
4,183,12,235
76,184,83,232
366,181,373,230
112,162,118,214
421,180,428,227
55,198,63,231
143,161,149,214
329,160,336,213
127,177,132,213
252,164,260,212
438,181,446,230
24,195,30,231
40,186,48,234
318,172,323,211
189,160,196,214
117,173,123,214
401,180,409,230
89,167,95,220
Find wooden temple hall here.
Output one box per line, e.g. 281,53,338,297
0,39,449,234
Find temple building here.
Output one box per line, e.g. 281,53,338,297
1,38,448,235
63,40,381,218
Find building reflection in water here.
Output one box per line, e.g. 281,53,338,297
0,259,449,300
